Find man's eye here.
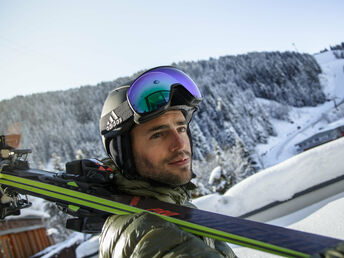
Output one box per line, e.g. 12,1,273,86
178,127,187,133
150,132,162,139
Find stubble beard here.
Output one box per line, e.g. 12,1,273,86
135,150,192,186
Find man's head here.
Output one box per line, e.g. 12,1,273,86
131,110,192,185
99,66,202,185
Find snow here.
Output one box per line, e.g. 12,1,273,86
5,207,49,220
47,228,59,235
269,191,344,228
5,196,50,220
194,139,344,256
313,51,336,64
76,235,99,258
288,195,344,239
256,50,344,169
232,194,344,257
208,166,222,184
33,232,85,258
194,137,344,217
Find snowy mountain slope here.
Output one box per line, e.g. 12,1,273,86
256,50,344,168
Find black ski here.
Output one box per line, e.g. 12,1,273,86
0,167,343,258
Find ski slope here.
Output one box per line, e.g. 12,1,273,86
256,50,344,168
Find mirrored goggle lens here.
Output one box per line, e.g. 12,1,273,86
127,67,201,114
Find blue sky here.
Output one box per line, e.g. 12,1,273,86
0,0,343,100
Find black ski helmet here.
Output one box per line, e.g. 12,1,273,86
99,66,202,180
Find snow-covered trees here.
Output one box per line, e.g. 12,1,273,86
193,134,257,196
0,51,326,196
51,152,64,172
43,201,73,243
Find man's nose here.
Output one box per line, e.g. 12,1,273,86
169,131,186,152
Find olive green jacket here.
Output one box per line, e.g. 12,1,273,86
98,162,236,258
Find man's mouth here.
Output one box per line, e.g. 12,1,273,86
168,157,190,166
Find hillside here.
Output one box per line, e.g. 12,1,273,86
0,51,325,189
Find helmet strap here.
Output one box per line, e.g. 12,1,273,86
120,131,142,180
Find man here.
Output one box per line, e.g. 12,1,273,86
98,66,236,257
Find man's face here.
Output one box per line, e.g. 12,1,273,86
131,110,192,186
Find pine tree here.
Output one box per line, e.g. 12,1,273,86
208,139,233,194
230,136,256,184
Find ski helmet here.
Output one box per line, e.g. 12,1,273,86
99,66,202,180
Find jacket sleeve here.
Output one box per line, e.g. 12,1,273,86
99,212,236,258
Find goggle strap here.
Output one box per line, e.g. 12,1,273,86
100,101,133,135
116,101,134,122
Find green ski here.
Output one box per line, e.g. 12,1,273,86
0,136,343,257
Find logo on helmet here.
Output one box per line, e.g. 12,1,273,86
106,110,123,131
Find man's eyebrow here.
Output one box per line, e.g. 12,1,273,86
147,120,187,133
148,124,169,133
176,120,187,126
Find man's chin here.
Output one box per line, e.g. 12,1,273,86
167,169,192,186
139,164,192,186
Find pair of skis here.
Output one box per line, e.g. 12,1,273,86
0,166,342,257
0,134,342,257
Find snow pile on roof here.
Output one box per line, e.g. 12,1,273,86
233,194,344,257
32,232,85,258
76,235,99,258
288,195,344,239
194,137,344,217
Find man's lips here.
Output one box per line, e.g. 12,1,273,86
168,157,190,166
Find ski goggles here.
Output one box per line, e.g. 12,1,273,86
127,66,202,123
101,66,202,134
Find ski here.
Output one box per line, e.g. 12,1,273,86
0,167,342,258
0,135,342,257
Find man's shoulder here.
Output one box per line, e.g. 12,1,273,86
100,212,236,258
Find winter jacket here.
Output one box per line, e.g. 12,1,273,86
98,160,236,258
